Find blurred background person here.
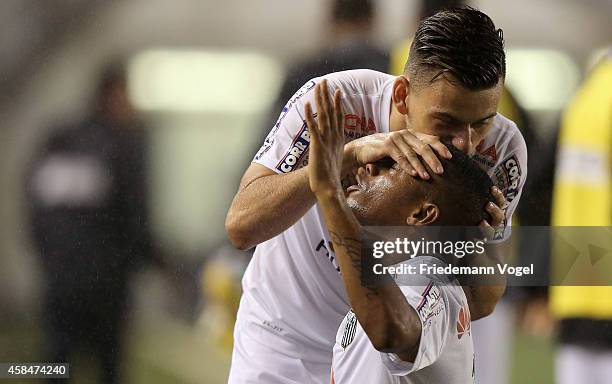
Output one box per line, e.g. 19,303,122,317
24,62,154,384
257,0,388,147
550,49,612,384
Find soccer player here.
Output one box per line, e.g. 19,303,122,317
302,79,490,383
226,8,527,383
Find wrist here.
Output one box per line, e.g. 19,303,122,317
314,185,344,203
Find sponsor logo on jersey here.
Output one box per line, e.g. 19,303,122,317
254,137,274,160
262,320,284,334
417,283,444,330
343,114,377,142
473,142,497,168
477,142,497,161
340,310,357,349
344,114,377,134
316,239,340,272
275,120,312,173
502,155,522,202
493,154,522,203
255,80,316,161
456,304,471,340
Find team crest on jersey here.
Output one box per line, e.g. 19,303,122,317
493,154,522,203
340,310,357,349
275,120,312,173
457,304,471,340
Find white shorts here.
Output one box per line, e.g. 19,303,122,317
228,317,330,383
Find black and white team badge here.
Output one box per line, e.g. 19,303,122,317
340,310,357,349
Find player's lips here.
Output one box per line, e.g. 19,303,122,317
346,185,360,194
346,173,367,194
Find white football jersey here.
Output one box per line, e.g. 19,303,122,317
332,257,474,384
231,70,527,382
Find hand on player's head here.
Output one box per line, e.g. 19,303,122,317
345,145,494,227
423,145,494,226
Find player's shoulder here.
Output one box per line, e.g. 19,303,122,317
319,69,395,97
489,113,527,155
475,113,527,172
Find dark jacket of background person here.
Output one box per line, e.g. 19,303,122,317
25,64,152,384
257,0,388,147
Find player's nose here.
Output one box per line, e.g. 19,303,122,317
451,128,474,154
365,163,380,176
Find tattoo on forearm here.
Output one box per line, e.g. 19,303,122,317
328,231,361,267
328,230,383,294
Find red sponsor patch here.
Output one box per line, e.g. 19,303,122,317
344,114,376,134
457,305,471,340
476,142,497,161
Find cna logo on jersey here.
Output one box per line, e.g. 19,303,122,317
343,114,377,140
456,304,471,340
255,80,316,161
417,283,444,331
493,154,522,203
276,120,312,173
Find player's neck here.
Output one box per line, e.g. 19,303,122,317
389,101,409,132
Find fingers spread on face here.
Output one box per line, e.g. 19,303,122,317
405,134,443,175
388,134,420,177
428,140,453,160
394,153,417,176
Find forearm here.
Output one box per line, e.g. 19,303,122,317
226,166,316,250
317,192,421,356
226,143,360,250
464,240,509,319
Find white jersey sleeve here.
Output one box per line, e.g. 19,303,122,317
491,122,528,241
380,282,456,376
332,258,474,384
253,70,393,174
253,78,336,174
474,114,528,242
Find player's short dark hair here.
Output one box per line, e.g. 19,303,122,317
426,145,494,225
332,0,373,24
405,7,505,90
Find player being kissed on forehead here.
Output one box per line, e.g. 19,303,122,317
306,75,495,383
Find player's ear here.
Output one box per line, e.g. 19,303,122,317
406,203,439,226
392,76,410,115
